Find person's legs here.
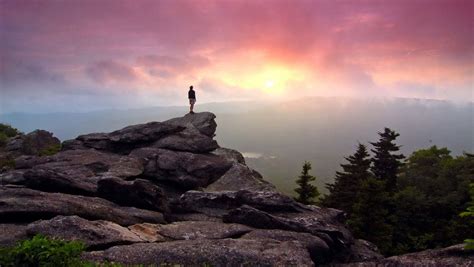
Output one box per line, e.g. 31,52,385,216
189,99,195,113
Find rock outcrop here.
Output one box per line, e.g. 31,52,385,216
339,244,473,267
4,130,60,158
0,112,411,266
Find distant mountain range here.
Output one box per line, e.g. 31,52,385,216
1,97,472,195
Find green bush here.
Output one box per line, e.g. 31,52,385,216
0,132,8,147
0,156,15,169
39,143,62,156
0,235,85,267
0,123,21,138
460,183,474,250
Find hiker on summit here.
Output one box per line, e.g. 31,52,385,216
188,85,196,114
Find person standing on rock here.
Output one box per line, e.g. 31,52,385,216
188,85,196,114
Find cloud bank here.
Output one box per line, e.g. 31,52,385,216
1,0,473,112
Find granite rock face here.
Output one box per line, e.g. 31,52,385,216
83,239,315,266
26,216,144,249
338,244,473,267
0,112,389,266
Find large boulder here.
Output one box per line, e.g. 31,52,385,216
340,244,473,267
84,238,314,266
177,190,308,216
0,170,26,186
211,148,245,164
223,205,352,254
130,148,232,189
26,216,144,250
62,123,184,153
205,163,276,192
241,229,330,264
97,177,168,212
0,187,165,226
164,112,217,137
152,129,218,153
340,239,384,263
0,224,28,246
62,112,219,154
127,223,166,243
21,149,143,195
154,221,252,240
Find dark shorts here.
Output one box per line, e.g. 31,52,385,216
189,98,196,105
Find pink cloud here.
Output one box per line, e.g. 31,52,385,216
85,60,138,84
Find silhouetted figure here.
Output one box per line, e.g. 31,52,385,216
188,85,196,114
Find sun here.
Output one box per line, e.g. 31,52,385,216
265,80,275,88
217,63,307,95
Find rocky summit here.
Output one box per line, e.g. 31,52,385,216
0,112,472,266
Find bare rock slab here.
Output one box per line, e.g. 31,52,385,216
26,216,143,250
241,229,330,264
0,187,165,226
131,147,232,189
21,149,144,195
156,221,252,240
127,223,166,243
84,238,314,266
97,177,168,212
0,224,28,246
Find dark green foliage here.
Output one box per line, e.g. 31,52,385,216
0,156,16,169
0,132,8,147
393,147,474,254
294,161,320,205
0,123,21,138
370,128,404,192
460,183,474,250
39,143,62,156
0,124,21,147
321,144,371,215
0,234,85,267
348,177,393,254
323,127,474,256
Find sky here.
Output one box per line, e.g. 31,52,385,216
1,0,473,113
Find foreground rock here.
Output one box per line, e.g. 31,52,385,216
131,147,232,189
177,190,308,215
84,238,314,266
205,162,276,192
155,221,252,240
340,244,473,267
26,216,143,250
241,229,331,264
97,177,168,212
0,224,28,246
21,149,143,196
0,187,165,226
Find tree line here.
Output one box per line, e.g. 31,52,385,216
293,128,474,256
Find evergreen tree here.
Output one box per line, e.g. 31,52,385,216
322,143,371,215
348,177,393,254
460,183,474,250
370,128,404,192
294,161,320,205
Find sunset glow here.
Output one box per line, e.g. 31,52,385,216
1,0,473,112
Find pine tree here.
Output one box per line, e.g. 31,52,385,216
322,143,371,215
294,161,320,205
370,128,404,192
348,177,393,255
